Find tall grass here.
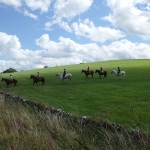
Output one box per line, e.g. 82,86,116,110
0,94,150,150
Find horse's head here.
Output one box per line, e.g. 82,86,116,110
81,70,84,73
56,73,59,77
1,78,4,82
111,70,113,74
30,75,34,79
95,70,98,73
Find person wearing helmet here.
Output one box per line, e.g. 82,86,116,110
63,69,66,79
9,74,13,83
117,67,120,75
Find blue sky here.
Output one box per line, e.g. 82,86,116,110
0,0,150,72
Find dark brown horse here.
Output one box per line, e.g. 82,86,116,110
1,78,17,87
81,70,94,78
95,70,107,78
30,75,45,86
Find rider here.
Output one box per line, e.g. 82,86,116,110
117,67,120,75
9,75,13,83
100,67,103,73
87,66,90,74
63,69,66,79
37,72,40,80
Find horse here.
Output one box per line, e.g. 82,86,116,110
95,70,107,78
1,78,17,87
30,75,45,86
81,70,94,79
111,70,125,79
56,73,72,82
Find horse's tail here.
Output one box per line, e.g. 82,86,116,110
69,74,72,82
124,72,125,77
13,79,17,83
70,74,72,79
105,71,107,77
42,77,45,83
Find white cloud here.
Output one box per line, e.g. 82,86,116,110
0,32,21,57
0,0,21,7
72,19,125,43
104,0,150,39
24,0,52,13
45,0,93,30
53,0,93,20
23,10,38,20
0,32,150,72
102,39,150,59
36,34,150,62
59,21,72,32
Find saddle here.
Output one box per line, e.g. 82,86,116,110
64,74,68,78
36,77,41,81
9,80,13,83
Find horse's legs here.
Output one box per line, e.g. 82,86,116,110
33,81,36,86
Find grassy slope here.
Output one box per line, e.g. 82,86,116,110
0,59,150,128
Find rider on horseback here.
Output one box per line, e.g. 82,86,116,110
100,67,103,73
37,72,40,80
9,75,13,83
63,69,66,79
117,67,120,75
87,66,90,74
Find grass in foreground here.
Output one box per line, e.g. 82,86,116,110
0,94,150,150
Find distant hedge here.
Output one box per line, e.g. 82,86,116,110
3,68,17,73
44,66,48,68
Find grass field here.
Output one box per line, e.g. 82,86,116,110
0,59,150,129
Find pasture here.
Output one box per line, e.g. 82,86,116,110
0,59,150,129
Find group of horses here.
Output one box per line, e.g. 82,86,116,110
1,69,125,87
81,69,125,79
1,75,45,87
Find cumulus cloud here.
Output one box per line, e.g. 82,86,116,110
53,0,93,20
36,34,150,63
45,0,93,30
0,32,150,72
104,0,150,39
24,0,52,13
0,0,21,7
102,39,150,59
72,19,125,43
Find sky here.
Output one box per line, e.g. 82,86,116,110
0,0,150,72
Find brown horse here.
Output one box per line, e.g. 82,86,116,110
95,70,107,78
81,70,94,78
30,75,45,86
1,78,17,87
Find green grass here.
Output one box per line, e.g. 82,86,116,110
0,59,150,128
